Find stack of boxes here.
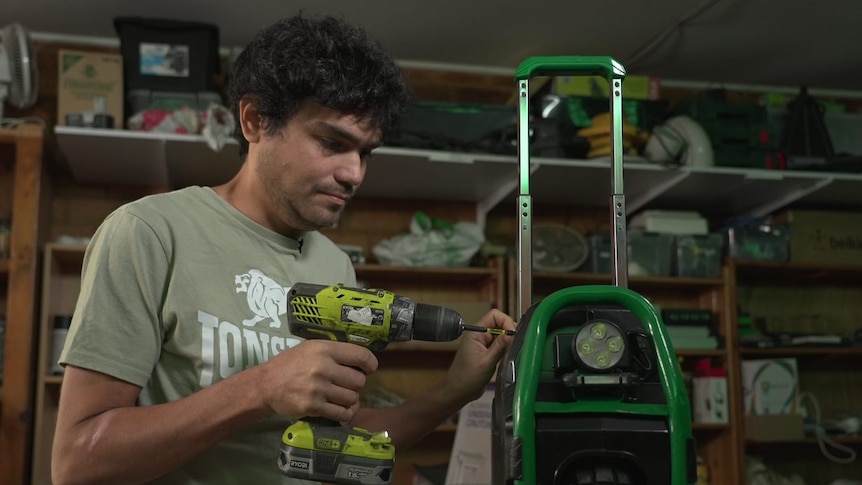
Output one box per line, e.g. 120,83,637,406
57,17,223,130
741,358,804,441
676,93,776,169
581,210,724,281
114,17,223,124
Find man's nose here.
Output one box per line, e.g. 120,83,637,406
334,151,365,187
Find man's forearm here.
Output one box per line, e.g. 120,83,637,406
350,380,469,450
53,367,272,485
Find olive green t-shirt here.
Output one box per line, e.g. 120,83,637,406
61,186,356,485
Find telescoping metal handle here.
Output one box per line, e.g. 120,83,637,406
515,56,629,318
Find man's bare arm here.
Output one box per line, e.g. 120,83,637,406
52,340,377,485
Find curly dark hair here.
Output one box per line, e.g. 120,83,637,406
227,13,413,157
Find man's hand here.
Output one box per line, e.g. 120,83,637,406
443,308,517,403
259,340,378,423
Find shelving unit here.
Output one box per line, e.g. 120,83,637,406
728,258,862,484
0,125,46,485
29,244,506,485
43,126,862,484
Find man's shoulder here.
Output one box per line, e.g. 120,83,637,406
114,186,212,219
126,186,209,210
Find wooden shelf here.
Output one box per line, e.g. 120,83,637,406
733,259,862,286
740,347,862,357
355,263,498,284
532,270,724,291
677,349,726,358
747,435,862,445
692,422,731,431
42,375,64,385
46,244,87,269
0,258,9,274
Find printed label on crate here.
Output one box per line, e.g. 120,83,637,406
139,43,190,77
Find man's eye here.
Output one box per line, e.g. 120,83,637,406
320,139,342,152
360,150,375,162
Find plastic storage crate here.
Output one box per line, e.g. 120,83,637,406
114,17,220,93
584,231,674,276
725,225,789,262
127,89,223,115
675,234,724,278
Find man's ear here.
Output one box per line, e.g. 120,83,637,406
238,96,262,144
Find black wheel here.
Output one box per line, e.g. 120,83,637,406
574,466,633,484
562,465,637,485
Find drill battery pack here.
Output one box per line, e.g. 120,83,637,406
279,418,394,485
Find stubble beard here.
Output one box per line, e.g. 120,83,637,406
260,177,344,233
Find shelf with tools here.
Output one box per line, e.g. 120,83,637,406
54,126,862,223
728,258,862,484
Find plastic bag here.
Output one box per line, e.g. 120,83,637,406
372,212,485,267
127,103,235,152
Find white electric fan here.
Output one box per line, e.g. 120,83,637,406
532,223,589,272
0,22,39,119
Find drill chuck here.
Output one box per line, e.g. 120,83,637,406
411,303,464,342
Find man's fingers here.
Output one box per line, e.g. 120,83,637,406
330,342,379,374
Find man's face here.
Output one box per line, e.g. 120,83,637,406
252,103,381,236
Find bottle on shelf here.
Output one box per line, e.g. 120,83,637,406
51,316,73,375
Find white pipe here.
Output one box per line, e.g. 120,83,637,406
31,31,119,47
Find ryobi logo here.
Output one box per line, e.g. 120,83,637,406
317,438,341,450
347,467,371,479
289,460,309,470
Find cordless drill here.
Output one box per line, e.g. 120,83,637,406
278,282,511,485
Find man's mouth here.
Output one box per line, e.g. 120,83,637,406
322,192,351,205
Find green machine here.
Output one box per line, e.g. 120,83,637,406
491,57,698,485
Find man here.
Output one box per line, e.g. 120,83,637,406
52,13,516,485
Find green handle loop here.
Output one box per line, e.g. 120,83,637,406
515,55,626,81
513,285,693,484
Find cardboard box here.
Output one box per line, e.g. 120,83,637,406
692,376,729,424
741,358,798,415
57,50,124,128
553,74,661,100
744,414,805,442
445,386,494,485
773,210,862,265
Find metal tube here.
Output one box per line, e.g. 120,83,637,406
517,79,532,318
609,78,628,288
